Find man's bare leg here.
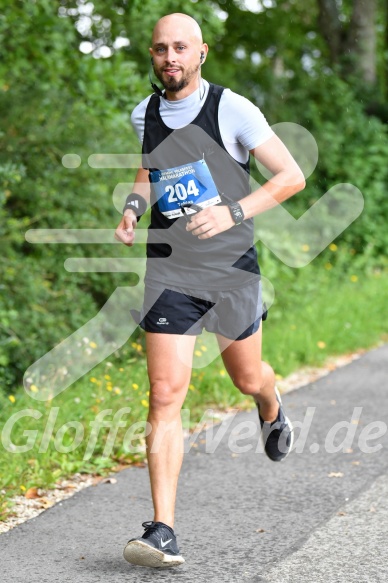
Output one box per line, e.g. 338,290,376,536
217,324,279,422
145,332,197,529
217,323,294,462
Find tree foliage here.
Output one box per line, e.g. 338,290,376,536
0,0,142,389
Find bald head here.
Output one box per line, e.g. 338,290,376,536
150,13,208,99
152,13,203,45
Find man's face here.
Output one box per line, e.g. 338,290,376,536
150,18,206,95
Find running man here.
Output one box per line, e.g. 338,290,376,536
115,12,305,568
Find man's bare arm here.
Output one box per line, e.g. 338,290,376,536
186,134,305,239
240,134,306,220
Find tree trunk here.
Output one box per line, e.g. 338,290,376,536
317,0,377,85
346,0,377,84
317,0,343,64
385,0,388,96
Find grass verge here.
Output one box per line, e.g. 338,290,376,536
0,263,386,522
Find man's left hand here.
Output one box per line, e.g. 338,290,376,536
185,205,235,239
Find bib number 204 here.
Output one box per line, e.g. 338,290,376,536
166,179,199,202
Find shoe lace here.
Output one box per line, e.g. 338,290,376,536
141,521,163,538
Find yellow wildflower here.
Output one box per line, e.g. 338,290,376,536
8,395,16,403
329,243,338,252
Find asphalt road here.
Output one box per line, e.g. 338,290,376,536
1,344,387,583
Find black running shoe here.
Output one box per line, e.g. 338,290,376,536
257,387,294,462
123,521,185,568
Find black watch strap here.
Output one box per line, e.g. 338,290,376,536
228,202,245,225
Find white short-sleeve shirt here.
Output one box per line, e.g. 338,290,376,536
131,79,274,164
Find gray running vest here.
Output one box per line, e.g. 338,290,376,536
141,83,260,291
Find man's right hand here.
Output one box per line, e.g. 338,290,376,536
114,209,137,246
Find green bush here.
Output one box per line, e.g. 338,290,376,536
0,1,144,391
266,72,388,262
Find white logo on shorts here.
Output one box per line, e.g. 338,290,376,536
157,317,169,325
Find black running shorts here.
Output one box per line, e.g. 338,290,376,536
135,278,266,340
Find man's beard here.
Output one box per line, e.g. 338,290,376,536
155,64,200,93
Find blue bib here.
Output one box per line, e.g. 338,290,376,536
149,159,221,219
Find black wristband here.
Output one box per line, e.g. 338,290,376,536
122,193,148,221
228,202,245,225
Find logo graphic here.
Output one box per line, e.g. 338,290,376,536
160,538,172,548
23,122,364,401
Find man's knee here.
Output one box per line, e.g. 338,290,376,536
149,380,186,410
232,361,275,395
232,372,263,395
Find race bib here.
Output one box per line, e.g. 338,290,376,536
149,159,221,219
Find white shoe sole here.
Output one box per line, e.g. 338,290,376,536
123,540,185,568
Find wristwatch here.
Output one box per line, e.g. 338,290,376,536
228,202,245,225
